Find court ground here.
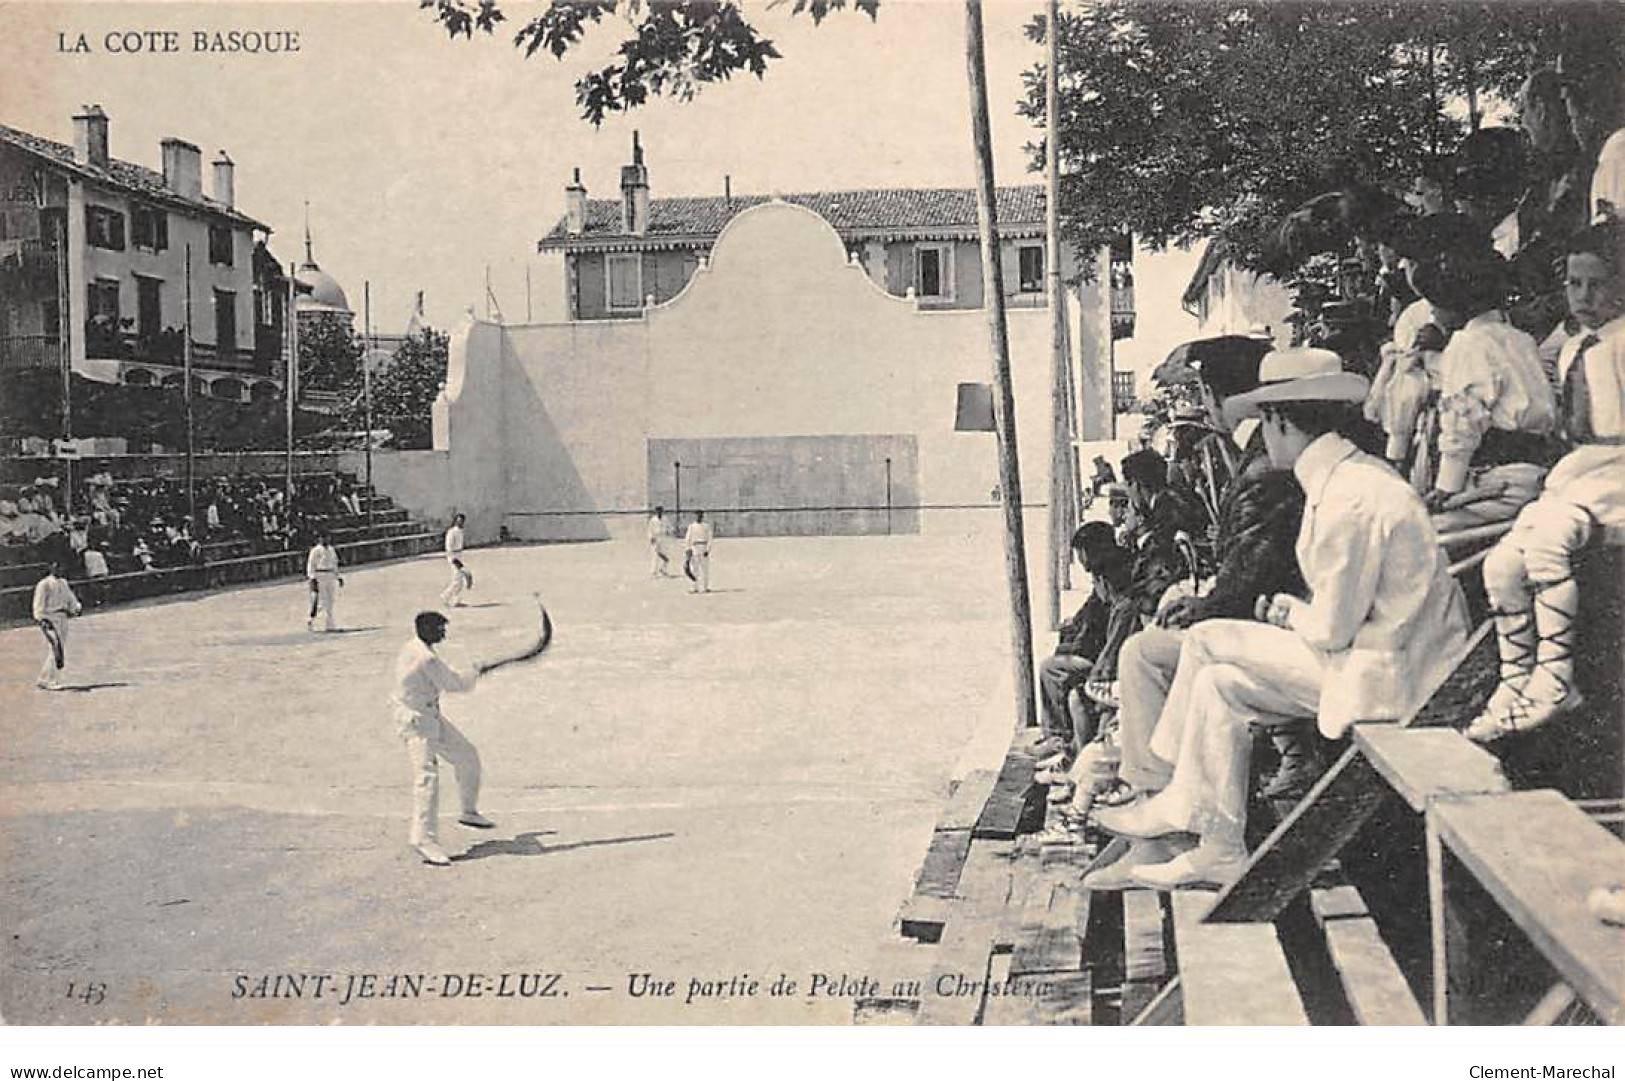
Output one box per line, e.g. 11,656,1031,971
0,518,1032,1023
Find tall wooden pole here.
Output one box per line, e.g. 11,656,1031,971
183,243,195,526
965,0,1038,731
1044,0,1076,629
285,261,297,507
363,280,374,531
55,212,73,515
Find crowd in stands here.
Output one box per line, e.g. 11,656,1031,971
1040,62,1625,892
0,470,366,579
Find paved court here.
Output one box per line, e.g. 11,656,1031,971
0,519,1027,1023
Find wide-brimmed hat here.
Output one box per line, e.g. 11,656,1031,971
1224,347,1370,423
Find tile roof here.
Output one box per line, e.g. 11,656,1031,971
0,121,268,231
539,184,1044,249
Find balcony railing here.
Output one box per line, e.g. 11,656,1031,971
0,334,63,373
82,322,267,374
0,237,61,296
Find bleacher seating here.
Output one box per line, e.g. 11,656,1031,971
1,470,443,621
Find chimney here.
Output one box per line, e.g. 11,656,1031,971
72,105,109,169
212,150,235,208
565,166,587,236
161,138,203,199
620,130,649,236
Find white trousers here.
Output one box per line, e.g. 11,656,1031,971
441,561,468,606
37,614,68,686
688,549,710,592
649,538,669,576
1117,624,1186,791
397,709,481,846
310,574,338,630
1144,620,1323,845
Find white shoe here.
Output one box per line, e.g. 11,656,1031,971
1081,836,1196,891
414,841,452,866
1131,844,1248,889
1093,794,1182,839
457,812,495,829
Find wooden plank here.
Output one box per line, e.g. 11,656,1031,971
914,827,974,898
973,746,1039,840
1017,879,1085,976
917,840,1015,1026
1322,917,1428,1025
1207,747,1386,923
993,835,1046,956
898,896,952,944
937,769,1001,832
1034,969,1094,1025
1521,982,1579,1026
1122,888,1167,1021
1309,884,1369,923
852,940,936,1024
978,951,1038,1026
1171,891,1308,1025
1431,790,1625,1026
1128,976,1184,1026
1354,725,1509,813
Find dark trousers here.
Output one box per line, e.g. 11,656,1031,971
1039,652,1095,746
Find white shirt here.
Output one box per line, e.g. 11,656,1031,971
684,521,713,550
1556,314,1625,441
1435,310,1557,491
32,574,82,621
1391,298,1437,351
306,543,340,578
1591,127,1625,219
391,637,478,718
444,525,465,561
647,515,668,542
1282,433,1471,738
83,550,109,578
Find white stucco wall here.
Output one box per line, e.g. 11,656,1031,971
436,200,1106,543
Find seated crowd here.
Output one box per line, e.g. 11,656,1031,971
0,471,366,579
1038,73,1624,891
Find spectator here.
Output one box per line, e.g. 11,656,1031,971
1468,217,1625,741
1408,215,1560,530
1033,522,1133,765
82,544,109,579
1094,348,1470,889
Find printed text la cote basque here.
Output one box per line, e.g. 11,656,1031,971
58,29,300,55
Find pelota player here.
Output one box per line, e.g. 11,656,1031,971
32,559,82,691
440,513,474,608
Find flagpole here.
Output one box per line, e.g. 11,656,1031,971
363,280,374,532
183,243,195,527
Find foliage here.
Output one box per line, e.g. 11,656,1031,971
420,0,878,125
1020,1,1625,277
363,328,450,449
297,315,364,393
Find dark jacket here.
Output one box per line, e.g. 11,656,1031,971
1181,452,1308,623
1055,549,1132,657
1129,486,1205,615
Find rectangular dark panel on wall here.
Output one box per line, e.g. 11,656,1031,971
647,434,919,537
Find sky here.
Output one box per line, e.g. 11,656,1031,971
1,0,1199,361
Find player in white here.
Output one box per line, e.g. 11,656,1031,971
684,510,713,594
647,505,673,577
392,610,495,866
305,531,342,632
441,513,471,608
32,560,82,690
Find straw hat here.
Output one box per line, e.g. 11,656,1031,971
1224,347,1370,423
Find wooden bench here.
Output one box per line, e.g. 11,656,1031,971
1309,885,1427,1025
1429,789,1625,1025
1167,891,1308,1025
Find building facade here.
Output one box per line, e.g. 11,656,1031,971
0,106,286,404
538,134,1062,322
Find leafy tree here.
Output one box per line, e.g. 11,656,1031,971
366,328,450,449
420,0,877,124
1021,1,1625,277
298,315,364,393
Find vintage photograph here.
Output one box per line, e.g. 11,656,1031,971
1,0,1622,1045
